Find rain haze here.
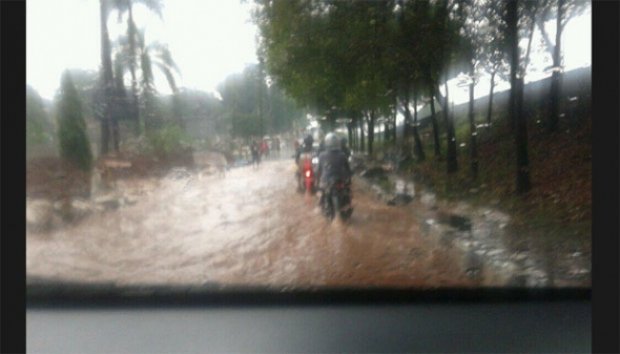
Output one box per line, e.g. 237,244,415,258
27,0,592,291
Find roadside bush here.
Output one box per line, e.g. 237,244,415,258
146,123,193,159
27,86,54,149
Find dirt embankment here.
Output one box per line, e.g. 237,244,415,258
27,149,195,199
411,116,591,234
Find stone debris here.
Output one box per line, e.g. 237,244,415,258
387,194,413,206
26,199,57,231
167,167,192,180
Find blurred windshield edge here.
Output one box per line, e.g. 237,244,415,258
27,277,590,307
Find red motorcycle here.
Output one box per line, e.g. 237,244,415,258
297,152,317,194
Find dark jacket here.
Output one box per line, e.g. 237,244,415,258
295,143,313,164
303,135,314,150
317,149,352,188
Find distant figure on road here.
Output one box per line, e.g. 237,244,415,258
273,137,281,158
260,139,270,159
251,140,261,168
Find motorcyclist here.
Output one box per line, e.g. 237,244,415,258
303,134,314,150
295,134,316,191
295,134,314,163
316,132,352,207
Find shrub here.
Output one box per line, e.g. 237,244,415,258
146,123,193,159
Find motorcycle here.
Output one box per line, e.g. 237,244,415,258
321,179,353,221
296,152,318,194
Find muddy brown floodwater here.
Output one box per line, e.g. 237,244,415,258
27,158,589,289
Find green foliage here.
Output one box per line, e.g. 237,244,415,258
27,86,54,148
218,64,304,138
176,89,227,138
253,0,467,130
230,112,262,138
56,72,93,171
146,123,192,158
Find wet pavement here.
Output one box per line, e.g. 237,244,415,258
26,158,590,288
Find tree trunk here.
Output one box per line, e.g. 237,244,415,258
429,94,441,158
359,117,365,153
384,119,389,143
112,118,120,152
350,123,355,151
515,77,531,193
507,0,531,194
350,117,357,151
128,6,141,135
468,64,478,180
347,123,353,150
392,102,397,143
100,118,110,156
412,91,425,161
486,71,496,125
402,95,412,142
368,110,375,156
143,92,157,133
403,97,413,149
99,0,114,155
548,0,564,132
442,81,458,173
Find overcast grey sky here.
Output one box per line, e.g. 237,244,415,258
27,0,591,104
27,0,258,100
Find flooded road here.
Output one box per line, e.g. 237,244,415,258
27,158,589,288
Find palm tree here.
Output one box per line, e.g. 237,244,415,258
131,29,182,131
111,0,164,134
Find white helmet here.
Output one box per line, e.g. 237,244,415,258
324,132,340,151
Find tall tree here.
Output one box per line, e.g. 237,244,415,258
410,0,443,158
394,0,428,160
458,0,486,180
506,0,531,194
435,0,464,174
99,0,115,154
536,0,588,132
480,2,509,125
218,64,303,139
57,71,93,171
112,51,131,124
